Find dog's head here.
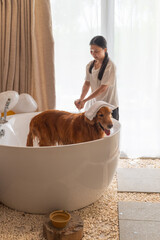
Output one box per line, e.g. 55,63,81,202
96,106,113,135
85,106,113,135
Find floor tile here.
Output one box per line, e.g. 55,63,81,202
118,202,160,240
117,168,160,192
119,220,160,240
119,202,160,221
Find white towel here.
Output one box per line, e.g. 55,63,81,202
84,101,116,121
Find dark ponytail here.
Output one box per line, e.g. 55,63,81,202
98,52,109,80
89,36,109,80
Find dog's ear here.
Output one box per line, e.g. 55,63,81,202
84,116,96,125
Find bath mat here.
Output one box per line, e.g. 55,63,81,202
118,201,160,240
117,168,160,192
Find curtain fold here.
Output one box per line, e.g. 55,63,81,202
0,0,55,111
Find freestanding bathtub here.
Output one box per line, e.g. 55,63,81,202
0,112,120,214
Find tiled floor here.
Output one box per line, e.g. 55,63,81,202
117,166,160,240
117,168,160,193
118,202,160,240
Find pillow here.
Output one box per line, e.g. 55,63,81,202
12,93,37,113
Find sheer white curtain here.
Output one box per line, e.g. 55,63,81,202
50,0,160,158
50,0,101,112
114,0,160,158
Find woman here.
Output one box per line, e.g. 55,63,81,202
74,35,119,120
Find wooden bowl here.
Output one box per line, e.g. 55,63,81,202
49,210,71,228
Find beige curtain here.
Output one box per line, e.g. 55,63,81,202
0,0,55,110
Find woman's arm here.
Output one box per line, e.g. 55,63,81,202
74,81,90,108
79,84,108,109
80,81,90,99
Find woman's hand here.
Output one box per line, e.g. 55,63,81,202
78,100,85,109
74,99,86,110
74,99,81,109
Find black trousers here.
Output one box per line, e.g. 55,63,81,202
112,107,119,121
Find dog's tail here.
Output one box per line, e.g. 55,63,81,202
26,131,33,146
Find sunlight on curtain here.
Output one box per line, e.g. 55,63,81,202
114,0,160,157
50,0,101,112
50,0,160,158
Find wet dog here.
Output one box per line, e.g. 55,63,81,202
26,106,113,146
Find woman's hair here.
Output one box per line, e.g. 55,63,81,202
89,35,107,49
89,36,109,80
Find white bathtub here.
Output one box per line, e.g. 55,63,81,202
0,112,120,214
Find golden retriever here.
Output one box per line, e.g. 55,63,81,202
26,106,113,147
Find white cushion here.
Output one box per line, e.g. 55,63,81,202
12,93,37,113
